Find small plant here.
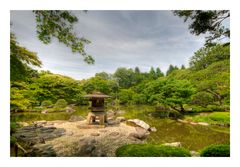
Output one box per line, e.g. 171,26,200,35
54,99,68,109
41,100,53,108
116,144,191,157
200,144,230,157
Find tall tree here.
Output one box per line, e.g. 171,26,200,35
10,33,42,81
181,65,186,69
173,10,230,45
149,67,156,79
134,67,140,74
189,44,230,70
156,67,164,78
166,65,178,76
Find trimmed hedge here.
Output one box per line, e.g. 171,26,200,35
54,99,68,109
200,144,230,157
41,100,53,108
116,144,191,157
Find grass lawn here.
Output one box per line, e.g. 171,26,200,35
184,112,230,126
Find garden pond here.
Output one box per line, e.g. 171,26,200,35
11,105,230,151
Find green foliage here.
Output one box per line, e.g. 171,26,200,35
156,67,164,77
41,100,53,108
174,10,230,44
82,77,118,94
33,10,94,64
145,78,196,113
95,72,112,80
114,68,136,88
116,144,191,157
118,89,134,104
132,93,147,104
10,33,42,81
191,92,214,107
200,144,230,157
190,44,230,70
34,73,84,104
209,112,230,125
184,112,230,125
166,64,179,76
10,122,18,134
54,99,68,109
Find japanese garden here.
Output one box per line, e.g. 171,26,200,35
10,10,230,157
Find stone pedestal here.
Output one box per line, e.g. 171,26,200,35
87,112,107,125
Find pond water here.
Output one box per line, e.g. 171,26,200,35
11,105,230,151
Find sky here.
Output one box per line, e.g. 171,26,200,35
10,10,207,80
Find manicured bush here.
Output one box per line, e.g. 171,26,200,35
209,112,230,125
116,144,191,157
54,99,68,109
192,106,212,113
200,144,230,157
41,100,53,108
207,105,225,111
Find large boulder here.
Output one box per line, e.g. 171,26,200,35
126,119,150,130
128,127,150,140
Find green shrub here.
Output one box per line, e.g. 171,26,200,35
54,99,68,109
191,92,214,107
10,122,18,134
207,105,225,111
209,112,230,125
41,100,53,108
200,144,230,157
192,106,212,113
10,136,17,146
116,144,191,157
169,110,182,118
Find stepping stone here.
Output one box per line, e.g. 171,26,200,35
90,133,100,136
109,132,119,136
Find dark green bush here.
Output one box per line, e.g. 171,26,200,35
116,144,191,157
207,105,225,112
41,100,53,108
54,99,68,109
169,110,182,118
10,122,18,135
200,144,230,157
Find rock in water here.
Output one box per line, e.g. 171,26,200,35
126,119,150,130
163,142,182,147
150,127,157,132
198,122,209,126
116,117,126,122
128,127,150,140
190,151,200,157
41,110,48,114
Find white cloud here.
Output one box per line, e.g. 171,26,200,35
10,10,210,79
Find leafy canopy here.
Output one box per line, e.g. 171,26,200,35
173,10,230,44
33,10,94,64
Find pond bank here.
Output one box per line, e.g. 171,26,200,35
12,118,153,157
11,105,230,151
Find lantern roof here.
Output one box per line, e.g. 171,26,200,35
83,92,111,98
